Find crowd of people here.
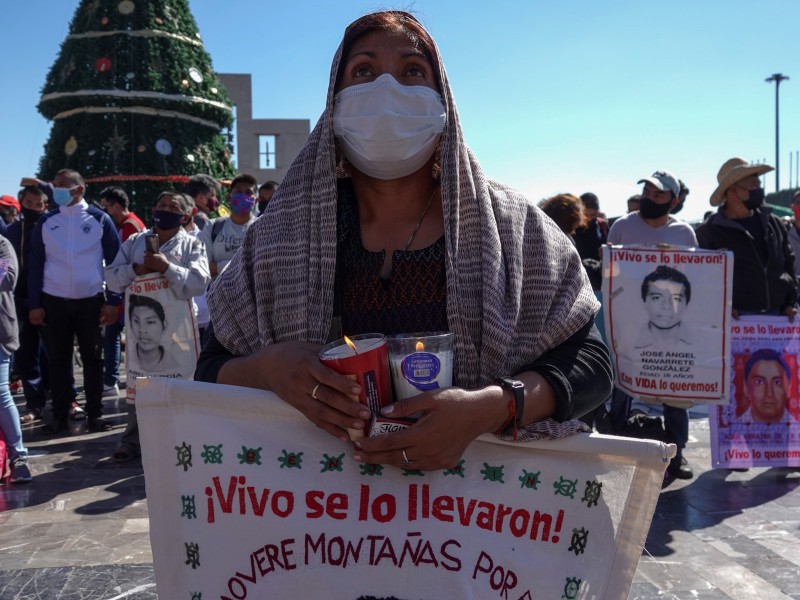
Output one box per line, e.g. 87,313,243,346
2,10,796,494
541,161,799,482
0,170,277,483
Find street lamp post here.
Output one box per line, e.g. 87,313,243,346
765,73,789,193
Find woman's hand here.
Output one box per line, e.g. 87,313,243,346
352,386,508,471
219,341,371,441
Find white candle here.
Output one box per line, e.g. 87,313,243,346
387,332,454,400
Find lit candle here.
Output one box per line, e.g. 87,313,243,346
318,334,393,438
387,332,454,400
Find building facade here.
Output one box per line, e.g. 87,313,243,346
218,73,310,184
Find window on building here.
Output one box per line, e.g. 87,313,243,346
222,105,238,170
258,134,277,170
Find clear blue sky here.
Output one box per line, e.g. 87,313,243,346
2,1,799,222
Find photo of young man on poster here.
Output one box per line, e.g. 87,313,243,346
128,294,182,373
738,349,798,425
634,266,693,352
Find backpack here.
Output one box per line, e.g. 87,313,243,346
210,218,227,243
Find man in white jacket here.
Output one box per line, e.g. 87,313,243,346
26,169,121,435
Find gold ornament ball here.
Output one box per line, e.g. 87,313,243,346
64,136,78,156
181,79,190,88
118,1,135,15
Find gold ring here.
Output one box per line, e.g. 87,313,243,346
311,383,321,399
402,449,412,465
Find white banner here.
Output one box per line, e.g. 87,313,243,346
710,315,800,468
602,246,732,404
124,273,199,403
138,378,674,600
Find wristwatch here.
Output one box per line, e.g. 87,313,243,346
497,376,525,435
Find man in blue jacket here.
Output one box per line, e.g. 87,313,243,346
26,169,121,435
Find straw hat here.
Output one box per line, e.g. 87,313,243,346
710,157,773,206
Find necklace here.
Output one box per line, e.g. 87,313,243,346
402,188,437,252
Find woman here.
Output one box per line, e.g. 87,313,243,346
538,193,587,236
106,191,210,462
0,236,32,482
197,11,611,471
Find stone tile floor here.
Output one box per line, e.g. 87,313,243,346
0,393,798,599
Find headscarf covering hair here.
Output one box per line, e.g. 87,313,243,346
208,11,599,390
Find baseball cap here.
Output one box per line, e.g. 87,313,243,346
637,170,680,198
0,195,21,212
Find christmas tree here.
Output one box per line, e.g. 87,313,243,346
37,0,234,214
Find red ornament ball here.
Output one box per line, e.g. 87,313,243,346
95,57,113,73
155,17,163,25
137,145,146,153
101,17,109,25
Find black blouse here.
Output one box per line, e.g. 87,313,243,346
336,180,448,335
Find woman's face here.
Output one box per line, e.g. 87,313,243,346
131,305,165,352
337,30,438,93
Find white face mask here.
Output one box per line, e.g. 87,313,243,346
333,74,446,180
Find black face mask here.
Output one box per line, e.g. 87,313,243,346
21,208,42,224
743,188,765,211
638,197,672,219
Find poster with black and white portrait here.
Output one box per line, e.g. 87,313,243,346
125,273,200,403
602,246,733,404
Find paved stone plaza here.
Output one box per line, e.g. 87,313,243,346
0,391,798,599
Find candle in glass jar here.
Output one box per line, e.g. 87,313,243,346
318,333,393,421
387,332,454,400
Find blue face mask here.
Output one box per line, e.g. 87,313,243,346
152,209,184,230
230,191,256,214
53,186,75,206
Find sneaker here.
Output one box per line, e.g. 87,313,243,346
102,383,120,398
10,457,32,483
87,417,112,432
19,409,44,425
69,401,86,421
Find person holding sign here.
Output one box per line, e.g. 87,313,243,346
197,11,612,472
106,191,210,462
607,170,697,480
696,158,797,320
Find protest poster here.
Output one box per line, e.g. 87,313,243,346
710,315,800,468
602,245,732,404
137,378,674,600
124,273,199,403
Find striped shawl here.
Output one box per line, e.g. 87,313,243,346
207,18,599,392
